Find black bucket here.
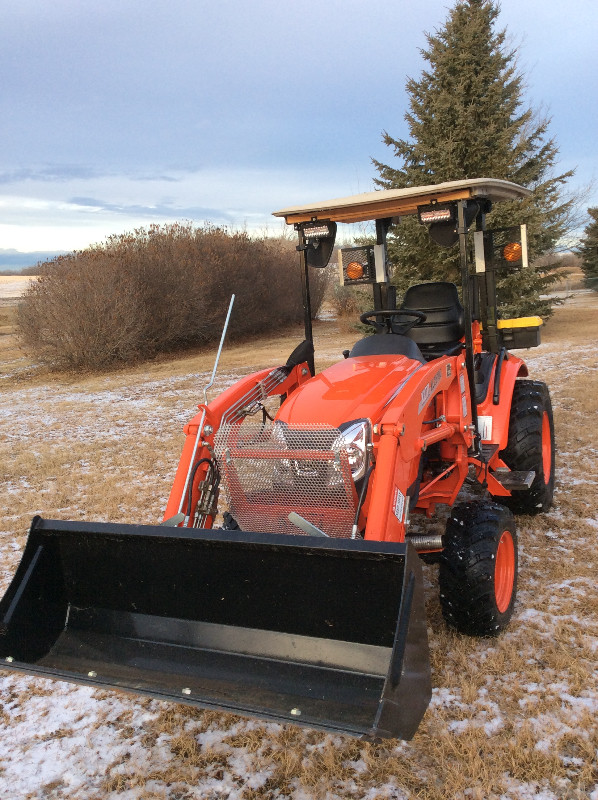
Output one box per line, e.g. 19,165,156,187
0,517,431,740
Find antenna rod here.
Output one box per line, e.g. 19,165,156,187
178,294,235,521
203,294,235,405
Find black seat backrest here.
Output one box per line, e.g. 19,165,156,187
401,281,465,357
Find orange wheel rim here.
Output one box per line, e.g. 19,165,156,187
541,411,551,484
495,530,515,613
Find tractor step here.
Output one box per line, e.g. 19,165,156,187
480,444,499,461
493,468,535,491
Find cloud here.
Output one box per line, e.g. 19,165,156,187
0,166,185,186
67,196,233,221
0,166,101,184
3,0,598,252
0,161,371,251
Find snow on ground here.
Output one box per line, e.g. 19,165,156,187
0,276,35,300
0,327,597,799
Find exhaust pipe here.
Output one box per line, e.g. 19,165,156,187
407,534,444,551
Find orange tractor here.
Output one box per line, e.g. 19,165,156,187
0,179,554,740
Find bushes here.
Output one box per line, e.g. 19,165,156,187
18,224,324,370
327,281,371,318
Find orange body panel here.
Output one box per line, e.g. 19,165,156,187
276,356,421,427
274,353,473,542
476,355,528,450
164,341,529,546
469,353,529,490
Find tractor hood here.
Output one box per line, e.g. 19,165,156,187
277,355,422,428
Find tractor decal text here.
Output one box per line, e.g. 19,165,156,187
418,370,442,414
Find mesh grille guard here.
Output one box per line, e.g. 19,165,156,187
214,422,358,538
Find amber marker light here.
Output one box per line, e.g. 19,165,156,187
346,262,365,280
503,242,522,262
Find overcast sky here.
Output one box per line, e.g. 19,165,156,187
1,0,597,261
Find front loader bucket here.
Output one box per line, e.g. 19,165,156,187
0,517,431,740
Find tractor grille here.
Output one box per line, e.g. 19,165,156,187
214,422,358,538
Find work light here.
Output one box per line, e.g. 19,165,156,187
474,225,528,271
417,204,455,225
297,220,337,268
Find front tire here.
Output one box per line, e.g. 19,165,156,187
439,501,518,636
499,379,555,514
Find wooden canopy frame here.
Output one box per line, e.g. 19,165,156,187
272,178,531,226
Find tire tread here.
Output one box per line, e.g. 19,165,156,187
497,379,555,514
439,501,517,636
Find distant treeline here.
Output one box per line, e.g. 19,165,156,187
18,223,327,370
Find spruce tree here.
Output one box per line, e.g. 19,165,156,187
579,208,598,290
373,0,574,317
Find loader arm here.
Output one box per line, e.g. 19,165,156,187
365,354,474,542
163,361,311,526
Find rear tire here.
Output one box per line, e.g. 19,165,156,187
499,379,555,514
439,501,517,637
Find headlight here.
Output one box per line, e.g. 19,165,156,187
337,420,370,481
271,420,370,487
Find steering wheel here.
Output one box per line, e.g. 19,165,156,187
360,309,427,335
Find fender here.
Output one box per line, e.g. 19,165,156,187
477,353,528,451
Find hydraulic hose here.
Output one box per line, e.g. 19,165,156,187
186,458,219,525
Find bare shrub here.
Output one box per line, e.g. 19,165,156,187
305,262,331,315
17,224,321,370
261,235,330,320
327,281,371,317
18,249,145,370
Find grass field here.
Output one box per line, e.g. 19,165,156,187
0,294,597,799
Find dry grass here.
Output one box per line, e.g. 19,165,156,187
0,302,28,367
0,293,597,799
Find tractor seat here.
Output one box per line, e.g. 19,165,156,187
401,281,465,360
348,333,426,363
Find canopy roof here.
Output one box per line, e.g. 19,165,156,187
272,178,531,225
